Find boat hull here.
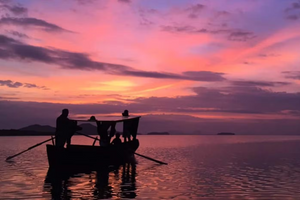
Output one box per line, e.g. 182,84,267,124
46,139,139,170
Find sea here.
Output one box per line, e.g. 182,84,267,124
1,135,300,200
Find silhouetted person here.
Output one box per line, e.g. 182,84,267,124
111,133,122,146
122,110,139,142
122,110,131,142
55,109,81,147
122,110,129,117
91,116,116,146
55,109,70,147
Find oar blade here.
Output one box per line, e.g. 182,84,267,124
5,137,55,161
6,156,13,161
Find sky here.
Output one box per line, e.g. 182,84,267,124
0,0,300,134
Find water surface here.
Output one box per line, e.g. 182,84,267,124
1,135,300,199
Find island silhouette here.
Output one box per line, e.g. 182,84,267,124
217,132,236,135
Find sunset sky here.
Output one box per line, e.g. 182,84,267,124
0,0,300,134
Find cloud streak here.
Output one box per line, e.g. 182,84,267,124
0,79,49,90
161,25,256,41
0,74,299,133
0,34,226,82
282,71,300,80
231,81,290,87
1,4,28,15
186,4,206,19
0,17,73,32
5,30,29,38
121,70,226,82
132,86,300,115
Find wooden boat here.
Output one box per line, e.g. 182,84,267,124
46,116,141,170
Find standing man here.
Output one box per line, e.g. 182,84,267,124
122,110,131,142
55,109,81,147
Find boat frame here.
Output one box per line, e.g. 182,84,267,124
46,116,141,170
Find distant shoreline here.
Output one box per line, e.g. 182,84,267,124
1,129,300,136
0,130,98,136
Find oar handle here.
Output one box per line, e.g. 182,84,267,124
5,136,55,161
28,138,54,150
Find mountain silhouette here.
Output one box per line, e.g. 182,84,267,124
0,123,130,136
19,123,98,135
19,124,55,133
78,123,97,135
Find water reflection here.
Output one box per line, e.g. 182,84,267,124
120,162,136,198
3,136,300,199
44,163,137,199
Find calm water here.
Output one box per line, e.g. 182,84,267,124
1,135,300,199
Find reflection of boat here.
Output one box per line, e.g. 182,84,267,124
44,162,137,199
46,116,141,170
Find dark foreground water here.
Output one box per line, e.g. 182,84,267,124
1,135,300,199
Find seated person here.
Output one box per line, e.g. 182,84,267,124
111,133,122,146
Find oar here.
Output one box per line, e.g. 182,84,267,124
134,152,168,165
76,132,168,165
6,137,55,161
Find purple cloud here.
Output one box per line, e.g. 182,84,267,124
0,84,300,134
0,17,72,32
285,1,300,12
182,71,226,81
285,1,300,20
0,79,48,89
282,71,300,80
231,81,290,87
5,30,29,38
161,25,256,41
130,86,300,115
118,0,131,3
0,34,225,82
73,0,97,5
186,4,205,19
2,4,28,15
0,80,22,88
121,70,226,82
228,31,256,42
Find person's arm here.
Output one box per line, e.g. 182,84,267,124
111,138,115,145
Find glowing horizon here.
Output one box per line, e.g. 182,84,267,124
0,0,300,132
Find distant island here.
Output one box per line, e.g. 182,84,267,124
147,132,170,135
217,132,236,135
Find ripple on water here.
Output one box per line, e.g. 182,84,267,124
1,136,300,199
